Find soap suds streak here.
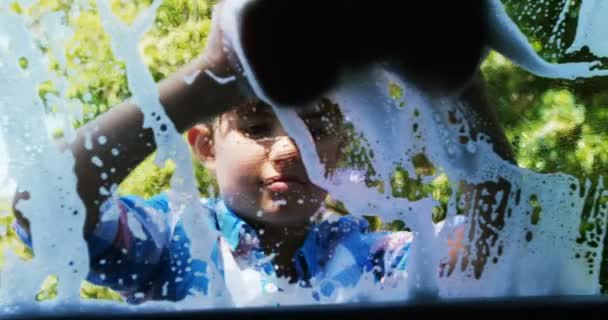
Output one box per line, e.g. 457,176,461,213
0,0,607,313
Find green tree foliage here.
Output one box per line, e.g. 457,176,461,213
2,0,608,299
22,0,218,195
482,52,608,177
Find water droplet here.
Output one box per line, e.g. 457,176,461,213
91,156,103,167
466,141,477,153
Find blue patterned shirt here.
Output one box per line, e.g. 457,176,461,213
15,193,414,304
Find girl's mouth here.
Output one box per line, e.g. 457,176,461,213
263,175,306,192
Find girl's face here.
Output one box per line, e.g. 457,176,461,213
201,99,345,227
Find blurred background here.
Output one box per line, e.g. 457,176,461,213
1,0,608,301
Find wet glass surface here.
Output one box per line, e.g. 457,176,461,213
1,0,608,316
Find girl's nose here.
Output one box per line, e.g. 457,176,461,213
268,136,300,170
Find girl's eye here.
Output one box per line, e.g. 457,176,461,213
242,123,272,138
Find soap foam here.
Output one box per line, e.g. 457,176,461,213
1,0,607,315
